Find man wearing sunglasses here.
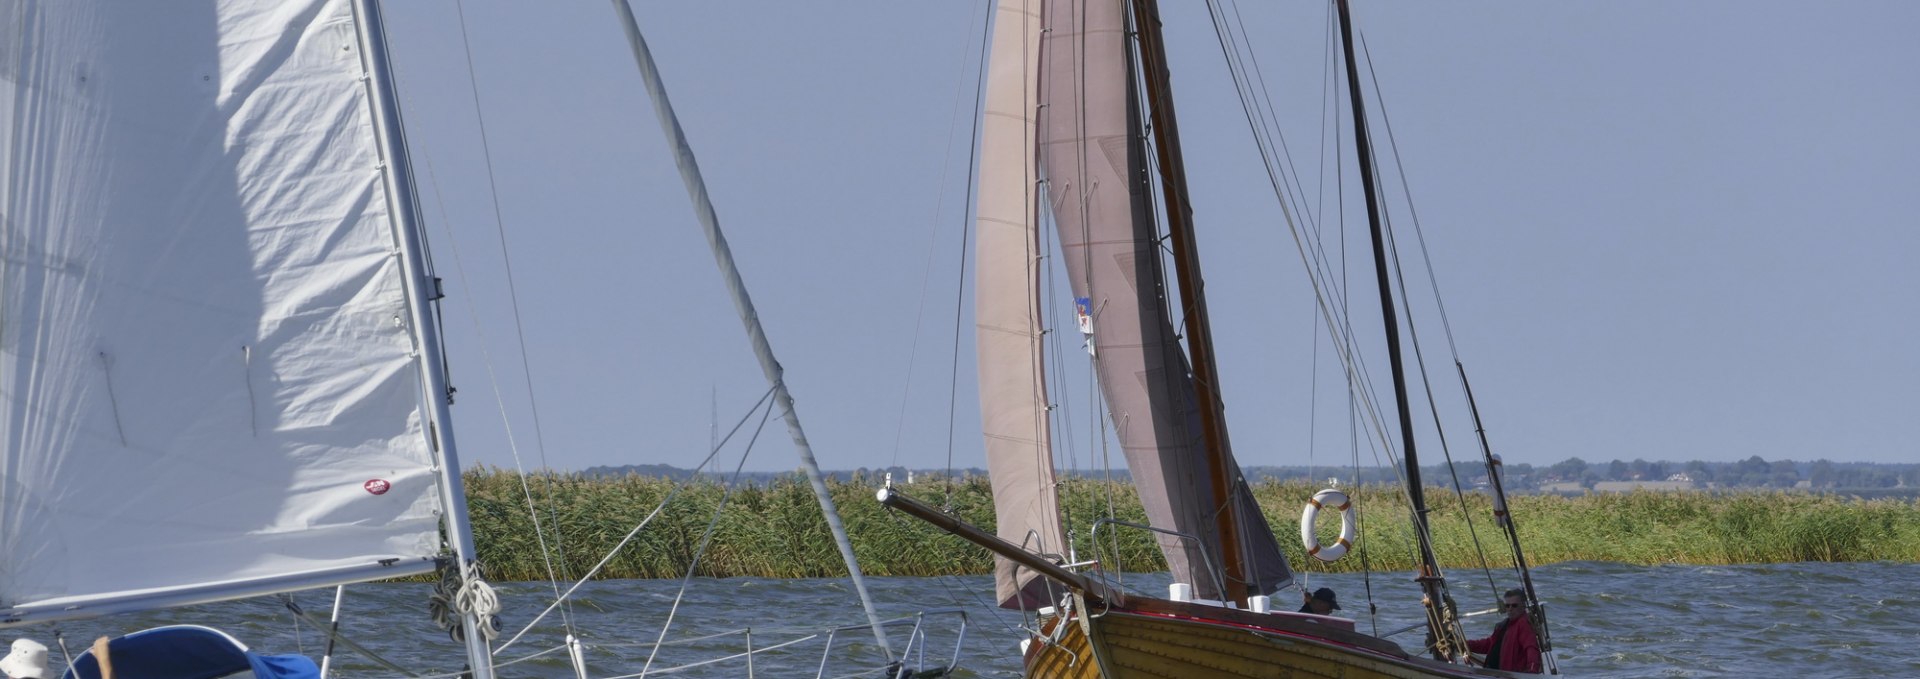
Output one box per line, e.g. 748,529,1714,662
1467,588,1543,673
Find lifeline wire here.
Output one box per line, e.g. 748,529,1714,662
640,395,778,676
491,386,777,656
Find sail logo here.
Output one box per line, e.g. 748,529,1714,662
364,479,392,495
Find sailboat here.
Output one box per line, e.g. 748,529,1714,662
0,0,500,673
1,2,952,678
880,0,1556,676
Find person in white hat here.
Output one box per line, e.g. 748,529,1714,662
0,639,49,679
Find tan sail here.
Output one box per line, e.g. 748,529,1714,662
976,0,1070,610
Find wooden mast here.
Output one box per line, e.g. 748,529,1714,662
1333,0,1462,659
1128,0,1249,602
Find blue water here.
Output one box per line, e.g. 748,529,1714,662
18,562,1919,677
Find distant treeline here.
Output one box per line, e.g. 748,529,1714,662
467,469,1920,581
584,457,1920,493
1520,456,1920,491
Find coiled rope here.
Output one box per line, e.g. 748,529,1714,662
429,560,502,642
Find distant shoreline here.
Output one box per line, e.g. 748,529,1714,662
464,471,1920,581
572,459,1920,495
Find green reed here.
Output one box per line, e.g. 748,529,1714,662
462,469,1920,581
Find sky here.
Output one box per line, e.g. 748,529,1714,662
377,1,1918,474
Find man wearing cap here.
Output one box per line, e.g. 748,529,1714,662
1297,587,1341,615
1,639,49,679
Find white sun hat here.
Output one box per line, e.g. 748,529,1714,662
0,639,48,679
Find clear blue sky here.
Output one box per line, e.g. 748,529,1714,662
381,2,1917,473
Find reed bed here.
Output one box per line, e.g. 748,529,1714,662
463,470,1920,581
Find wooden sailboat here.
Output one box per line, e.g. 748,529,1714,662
881,0,1555,676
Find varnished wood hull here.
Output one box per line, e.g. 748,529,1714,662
1025,599,1520,679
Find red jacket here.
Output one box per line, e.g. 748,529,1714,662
1467,617,1542,673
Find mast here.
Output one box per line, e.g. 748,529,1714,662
609,1,894,659
1333,0,1461,659
1127,0,1246,602
348,1,496,676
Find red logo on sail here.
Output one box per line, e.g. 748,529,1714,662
364,479,392,495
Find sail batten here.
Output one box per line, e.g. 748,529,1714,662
2,0,447,619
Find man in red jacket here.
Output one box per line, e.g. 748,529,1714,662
1468,589,1543,673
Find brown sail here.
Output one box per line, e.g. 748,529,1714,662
1033,0,1290,599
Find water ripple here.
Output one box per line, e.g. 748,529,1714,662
11,562,1917,677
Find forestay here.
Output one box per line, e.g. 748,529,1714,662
0,0,444,623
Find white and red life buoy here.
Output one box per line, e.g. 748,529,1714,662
1300,488,1358,562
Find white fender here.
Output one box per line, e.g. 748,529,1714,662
1300,488,1358,562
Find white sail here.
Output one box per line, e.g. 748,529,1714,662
0,0,445,624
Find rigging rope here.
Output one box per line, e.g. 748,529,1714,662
429,560,502,644
491,385,777,656
892,0,994,476
416,0,582,637
640,395,777,676
445,1,579,577
418,159,577,630
1199,0,1410,486
1356,38,1554,669
942,0,996,511
1201,2,1426,570
1201,0,1474,633
1355,31,1504,600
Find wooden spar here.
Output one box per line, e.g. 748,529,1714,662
1127,0,1250,603
1333,0,1460,658
875,487,1113,603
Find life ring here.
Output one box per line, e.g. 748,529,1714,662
1300,489,1358,562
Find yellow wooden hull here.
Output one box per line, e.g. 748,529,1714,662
1024,598,1522,679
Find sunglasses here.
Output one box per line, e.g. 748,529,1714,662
1501,603,1526,610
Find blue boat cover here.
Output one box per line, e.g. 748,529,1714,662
61,626,319,679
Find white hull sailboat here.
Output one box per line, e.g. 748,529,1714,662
0,0,499,674
1,2,955,678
